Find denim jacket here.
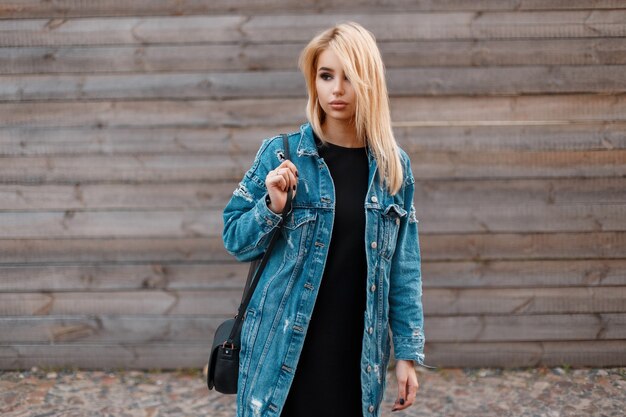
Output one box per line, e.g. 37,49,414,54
222,122,433,417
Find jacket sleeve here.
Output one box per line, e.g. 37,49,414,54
388,154,434,369
222,137,285,262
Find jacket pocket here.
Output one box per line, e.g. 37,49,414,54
280,208,317,261
380,203,407,261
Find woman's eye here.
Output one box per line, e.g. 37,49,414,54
320,73,332,81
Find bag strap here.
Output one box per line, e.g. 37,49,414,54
227,133,293,343
240,133,292,303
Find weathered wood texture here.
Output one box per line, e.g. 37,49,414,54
0,2,624,369
3,66,626,99
2,95,626,130
1,341,624,370
3,1,626,19
3,12,626,47
1,259,625,292
2,314,626,344
3,39,626,75
1,287,625,316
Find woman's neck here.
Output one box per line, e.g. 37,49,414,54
321,119,362,148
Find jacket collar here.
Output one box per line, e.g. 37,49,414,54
296,122,375,165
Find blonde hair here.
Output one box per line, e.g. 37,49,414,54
298,21,404,195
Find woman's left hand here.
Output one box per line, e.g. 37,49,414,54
391,359,419,412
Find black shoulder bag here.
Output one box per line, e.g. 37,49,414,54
207,133,293,394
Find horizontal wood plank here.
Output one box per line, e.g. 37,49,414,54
1,95,625,130
2,11,626,48
3,38,626,75
413,177,626,206
0,290,240,316
423,340,626,367
0,287,624,316
0,209,219,238
423,287,626,316
0,182,235,210
0,263,244,292
0,237,225,263
2,123,625,157
423,232,626,261
421,259,626,288
0,343,208,370
0,232,623,264
0,154,243,183
1,259,625,292
0,202,625,237
2,65,625,100
0,98,306,129
1,313,625,344
397,123,626,153
1,340,624,369
417,203,626,234
1,150,624,184
2,0,624,19
389,94,626,126
425,313,626,342
0,316,221,344
0,125,288,156
1,177,624,210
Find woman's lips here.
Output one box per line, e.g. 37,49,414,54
329,101,348,110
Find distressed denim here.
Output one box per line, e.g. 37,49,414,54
222,122,433,417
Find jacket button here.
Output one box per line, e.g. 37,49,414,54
371,196,377,203
368,326,373,334
370,241,377,249
370,284,376,292
396,218,400,225
369,405,375,412
266,219,272,225
366,365,372,372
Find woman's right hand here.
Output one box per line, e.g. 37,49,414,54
265,160,298,214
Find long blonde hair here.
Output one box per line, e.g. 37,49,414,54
298,21,404,196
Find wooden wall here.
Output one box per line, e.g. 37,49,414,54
1,1,625,369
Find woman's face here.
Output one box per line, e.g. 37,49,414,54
315,48,356,124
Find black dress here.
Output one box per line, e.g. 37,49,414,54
279,132,369,417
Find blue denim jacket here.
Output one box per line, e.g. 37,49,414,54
222,122,433,417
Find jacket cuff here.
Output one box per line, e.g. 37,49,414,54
254,191,284,233
394,336,436,369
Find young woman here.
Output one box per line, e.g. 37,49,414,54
222,21,434,417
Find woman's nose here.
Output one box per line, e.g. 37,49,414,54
333,79,344,95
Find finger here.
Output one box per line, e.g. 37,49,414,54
406,376,419,406
276,168,292,192
268,169,288,193
278,159,299,179
394,380,411,411
286,168,297,197
393,377,408,410
271,168,290,192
